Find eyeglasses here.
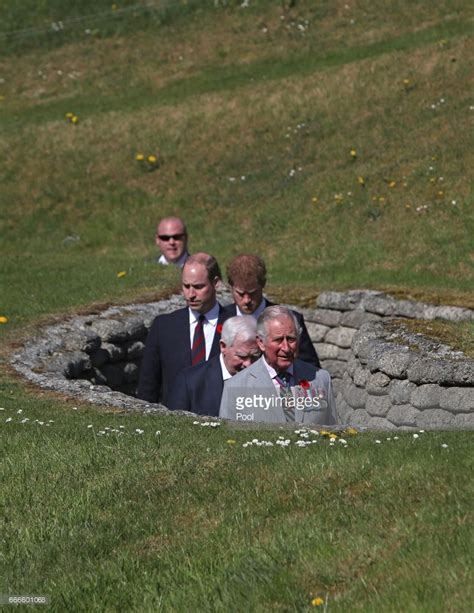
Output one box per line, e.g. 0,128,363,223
158,234,186,241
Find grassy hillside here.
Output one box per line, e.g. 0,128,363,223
1,0,473,330
0,3,473,610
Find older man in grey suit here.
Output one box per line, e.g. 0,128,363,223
219,306,337,425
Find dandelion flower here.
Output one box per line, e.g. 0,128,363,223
135,153,145,161
403,78,410,86
350,148,357,158
65,112,74,119
227,439,236,445
311,597,324,606
312,196,319,203
147,155,157,163
357,176,365,186
117,271,127,278
71,116,79,124
388,181,396,188
0,316,8,324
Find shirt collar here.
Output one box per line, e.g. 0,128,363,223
219,353,233,381
188,302,220,325
158,251,189,268
262,356,295,380
236,296,267,319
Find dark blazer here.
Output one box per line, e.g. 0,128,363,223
166,354,224,416
222,300,320,368
137,305,231,405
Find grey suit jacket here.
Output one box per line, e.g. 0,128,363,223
219,357,337,425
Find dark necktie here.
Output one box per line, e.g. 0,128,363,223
275,372,295,422
191,315,206,366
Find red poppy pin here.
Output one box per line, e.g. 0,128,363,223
216,323,223,334
298,379,310,390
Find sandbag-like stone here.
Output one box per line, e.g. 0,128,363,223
361,294,398,316
306,322,330,342
348,409,372,427
353,365,370,388
343,383,367,409
389,380,417,405
366,372,390,396
411,384,442,409
368,417,397,430
415,409,454,429
309,308,342,327
62,330,101,354
325,326,356,348
387,404,420,427
453,413,474,428
124,340,145,360
336,397,353,423
340,310,381,328
321,359,347,379
122,317,147,341
368,346,414,378
429,305,474,322
101,342,125,363
407,359,459,385
366,395,392,417
89,319,128,343
123,362,139,383
315,343,339,360
439,387,474,414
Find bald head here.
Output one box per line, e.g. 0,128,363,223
156,216,188,263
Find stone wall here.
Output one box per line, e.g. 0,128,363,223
9,290,474,429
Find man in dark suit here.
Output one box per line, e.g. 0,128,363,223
167,316,260,416
223,254,320,367
137,252,231,404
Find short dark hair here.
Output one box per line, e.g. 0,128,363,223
227,254,266,288
184,252,221,282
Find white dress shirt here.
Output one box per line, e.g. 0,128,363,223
188,302,220,360
236,297,267,319
219,353,233,381
157,251,189,268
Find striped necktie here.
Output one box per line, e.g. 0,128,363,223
191,315,206,366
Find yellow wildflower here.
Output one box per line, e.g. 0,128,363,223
226,439,236,445
312,196,319,204
388,181,396,188
357,176,365,186
378,196,385,203
117,271,127,278
0,316,8,324
438,191,444,196
65,112,74,119
147,155,157,163
430,178,436,183
71,115,79,124
403,78,410,86
350,148,357,158
344,427,358,436
135,153,145,161
311,597,324,606
405,204,412,209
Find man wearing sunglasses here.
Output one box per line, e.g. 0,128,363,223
156,216,189,267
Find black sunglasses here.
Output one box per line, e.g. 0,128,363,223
158,233,186,241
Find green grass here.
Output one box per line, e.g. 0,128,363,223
1,377,472,611
0,1,473,608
